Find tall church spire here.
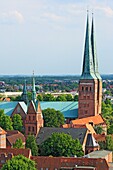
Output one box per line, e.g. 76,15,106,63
81,11,97,80
21,80,28,104
32,71,37,104
91,13,102,80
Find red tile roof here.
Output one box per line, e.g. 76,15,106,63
93,134,106,142
0,148,31,158
71,115,105,126
6,130,25,146
31,156,109,170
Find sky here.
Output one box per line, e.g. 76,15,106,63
0,0,113,75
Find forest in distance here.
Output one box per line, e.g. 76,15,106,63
0,74,113,85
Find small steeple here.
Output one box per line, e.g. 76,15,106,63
91,13,102,80
81,11,97,80
21,80,28,104
32,71,37,104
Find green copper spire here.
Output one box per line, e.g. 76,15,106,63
91,13,102,80
32,71,37,104
81,12,97,80
22,80,28,104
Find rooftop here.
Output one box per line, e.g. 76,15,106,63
71,115,105,126
37,127,87,145
84,150,112,159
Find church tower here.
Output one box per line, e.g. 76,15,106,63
91,14,102,115
32,72,37,104
21,80,28,104
78,12,102,119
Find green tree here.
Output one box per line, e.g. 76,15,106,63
43,93,55,101
42,108,65,127
56,94,67,101
39,132,83,157
12,114,23,132
26,135,38,156
108,124,113,134
27,92,32,101
99,135,113,151
65,94,73,101
37,94,43,101
94,126,104,134
13,138,24,148
1,155,36,170
0,109,4,117
0,110,13,130
106,135,113,150
74,95,78,101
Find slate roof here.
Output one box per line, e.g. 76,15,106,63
84,150,112,159
40,101,78,118
36,127,87,145
86,133,99,147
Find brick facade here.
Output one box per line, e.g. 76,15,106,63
25,101,43,136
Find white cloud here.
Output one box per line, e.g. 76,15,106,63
41,12,66,22
0,10,24,24
96,5,113,17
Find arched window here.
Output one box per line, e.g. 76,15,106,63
90,87,92,91
28,126,30,131
86,87,88,91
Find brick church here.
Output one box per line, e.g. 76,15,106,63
78,12,102,119
14,12,106,136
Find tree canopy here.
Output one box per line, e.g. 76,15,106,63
43,93,55,101
42,108,65,127
26,135,38,156
39,132,83,157
102,100,113,134
13,138,24,149
0,109,13,130
1,155,36,170
12,114,23,132
99,135,113,151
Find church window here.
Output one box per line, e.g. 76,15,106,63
85,110,87,114
84,96,86,99
32,127,34,132
28,126,30,131
82,87,84,91
90,87,92,91
87,96,90,99
86,87,88,91
29,116,31,120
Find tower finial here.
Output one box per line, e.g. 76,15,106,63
81,11,97,80
21,79,28,104
91,13,101,80
32,71,37,104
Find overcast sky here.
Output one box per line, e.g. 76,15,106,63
0,0,113,75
